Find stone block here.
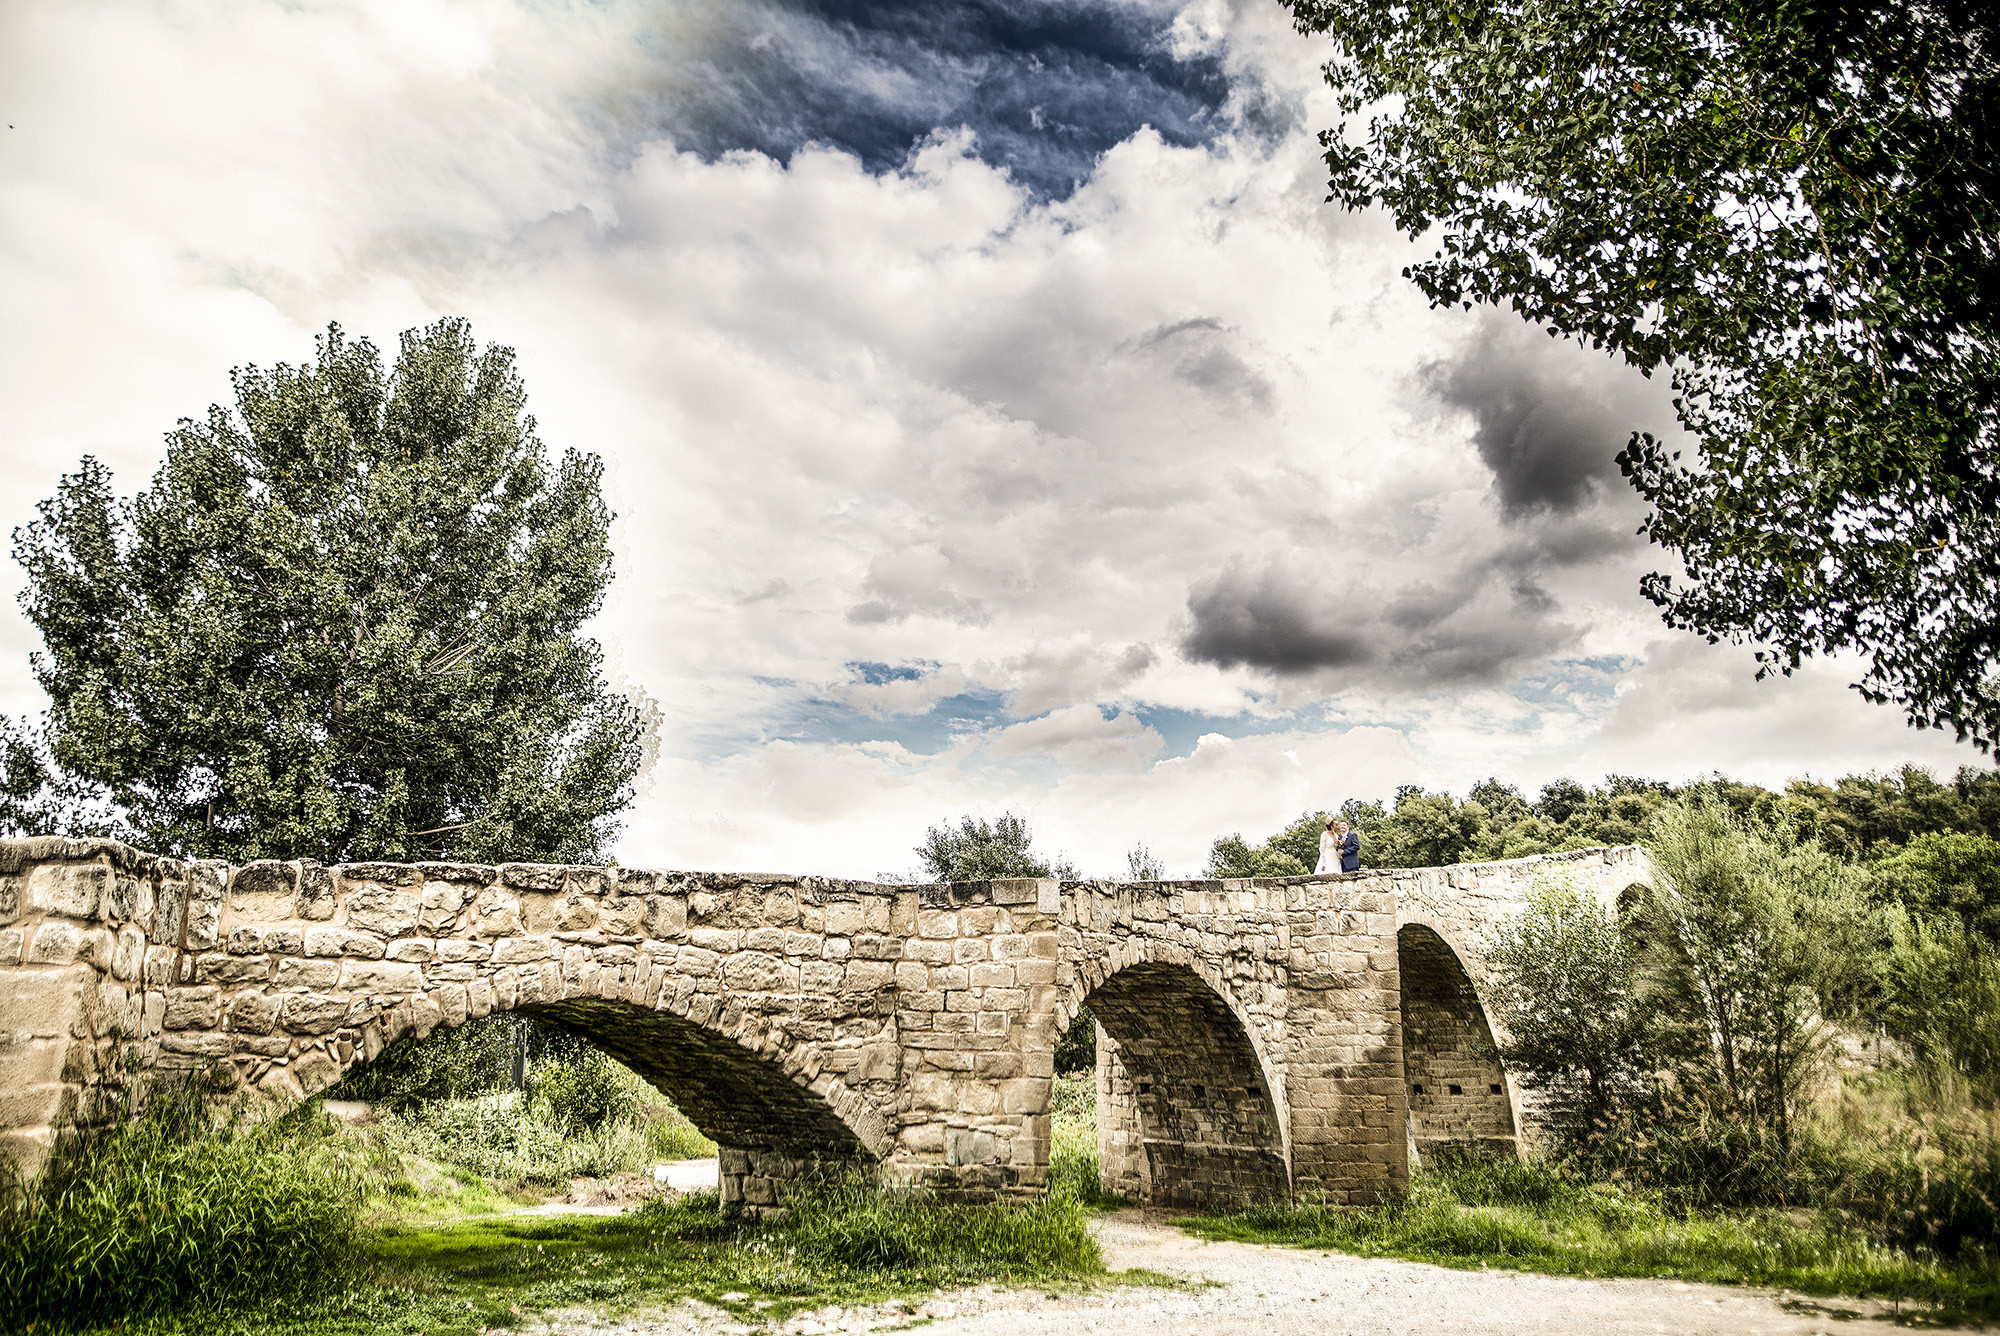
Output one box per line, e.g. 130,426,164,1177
0,928,21,966
643,895,686,938
407,989,446,1038
969,962,1014,988
345,885,421,937
554,893,596,932
601,895,644,936
193,951,266,984
26,862,108,919
163,1031,233,1056
387,938,435,962
296,864,336,920
228,992,281,1034
843,960,894,992
27,921,82,964
228,860,299,922
275,958,341,990
722,952,786,992
689,927,740,953
491,936,552,965
295,1048,341,1095
339,960,424,993
464,886,521,937
164,986,221,1029
303,927,386,959
281,994,349,1035
418,880,472,936
435,983,469,1027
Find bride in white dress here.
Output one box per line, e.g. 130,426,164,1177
1315,817,1340,874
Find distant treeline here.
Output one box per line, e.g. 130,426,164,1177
1210,766,2000,930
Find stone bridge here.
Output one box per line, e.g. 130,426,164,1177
0,838,1648,1208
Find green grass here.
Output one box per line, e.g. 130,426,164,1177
1181,1151,2000,1323
85,1179,1104,1336
1048,1073,1125,1208
0,1079,359,1332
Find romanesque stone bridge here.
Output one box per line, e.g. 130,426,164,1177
0,838,1647,1208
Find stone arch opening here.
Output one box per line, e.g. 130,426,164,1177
1079,961,1287,1206
324,991,884,1210
1397,924,1516,1162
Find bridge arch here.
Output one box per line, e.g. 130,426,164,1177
1395,922,1517,1162
302,937,894,1208
1059,943,1288,1206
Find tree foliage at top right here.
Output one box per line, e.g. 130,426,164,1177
1284,0,2000,746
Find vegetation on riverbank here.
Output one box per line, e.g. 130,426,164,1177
3,1029,1110,1334
1186,1145,2000,1323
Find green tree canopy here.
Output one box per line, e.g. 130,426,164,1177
1485,875,1650,1144
11,319,646,865
911,812,1078,882
1285,0,2000,747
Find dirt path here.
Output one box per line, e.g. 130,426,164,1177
534,1209,1951,1336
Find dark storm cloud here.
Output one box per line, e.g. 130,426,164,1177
1422,320,1640,519
625,0,1241,198
1181,553,1580,686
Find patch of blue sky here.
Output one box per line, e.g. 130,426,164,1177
1516,655,1636,709
770,687,1015,756
620,0,1254,198
1129,703,1313,757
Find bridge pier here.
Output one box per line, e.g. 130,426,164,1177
0,837,1649,1204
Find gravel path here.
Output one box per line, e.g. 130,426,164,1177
534,1208,1951,1336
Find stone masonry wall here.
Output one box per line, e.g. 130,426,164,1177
0,837,1649,1204
1397,924,1515,1159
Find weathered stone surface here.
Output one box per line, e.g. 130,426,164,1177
0,835,1645,1198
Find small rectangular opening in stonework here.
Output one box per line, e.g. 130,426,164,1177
1448,1084,1463,1095
1411,1084,1423,1094
1191,1084,1205,1098
1490,1083,1503,1095
1138,1082,1152,1094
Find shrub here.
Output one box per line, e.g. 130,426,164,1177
529,1043,643,1133
0,1073,358,1330
1053,1008,1096,1075
374,1092,652,1186
782,1173,1100,1280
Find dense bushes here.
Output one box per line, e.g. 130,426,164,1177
1482,793,2000,1264
0,1074,359,1330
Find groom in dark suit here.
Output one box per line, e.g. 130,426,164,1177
1331,819,1361,872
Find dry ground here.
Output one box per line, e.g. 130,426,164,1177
524,1207,1950,1336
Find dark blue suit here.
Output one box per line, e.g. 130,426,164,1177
1339,830,1360,873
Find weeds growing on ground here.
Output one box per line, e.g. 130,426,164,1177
1186,1148,2000,1321
90,1179,1104,1336
1048,1073,1124,1207
0,1075,359,1332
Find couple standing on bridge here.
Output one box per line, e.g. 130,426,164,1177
1315,816,1360,874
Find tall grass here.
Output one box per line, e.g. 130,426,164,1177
786,1174,1101,1280
632,1173,1102,1287
1190,1148,2000,1319
338,1014,715,1195
1048,1072,1123,1205
0,1074,359,1331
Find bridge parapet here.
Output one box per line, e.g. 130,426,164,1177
0,837,1648,1206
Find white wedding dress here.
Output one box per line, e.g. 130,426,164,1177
1315,829,1339,874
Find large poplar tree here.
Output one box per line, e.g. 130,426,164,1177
12,319,647,864
1284,0,2000,747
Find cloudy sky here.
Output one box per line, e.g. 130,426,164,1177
0,0,1981,879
